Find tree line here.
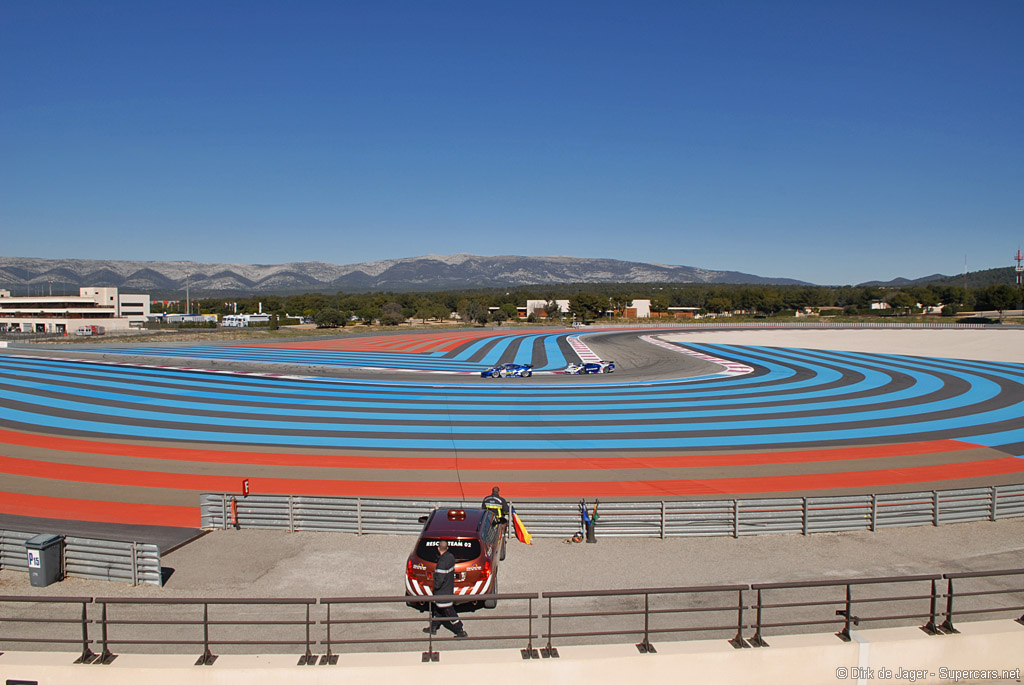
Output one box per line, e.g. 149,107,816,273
170,281,1022,327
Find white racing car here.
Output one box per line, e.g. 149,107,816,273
564,360,616,374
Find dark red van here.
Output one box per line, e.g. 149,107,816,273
405,508,507,610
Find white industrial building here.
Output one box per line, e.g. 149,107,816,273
220,313,271,327
0,287,151,334
521,299,570,319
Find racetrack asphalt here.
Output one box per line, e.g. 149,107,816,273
0,326,1022,533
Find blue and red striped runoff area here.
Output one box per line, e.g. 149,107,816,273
0,328,1021,528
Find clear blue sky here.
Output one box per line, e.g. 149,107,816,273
1,1,1021,285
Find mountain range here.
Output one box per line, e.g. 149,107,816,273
0,254,812,296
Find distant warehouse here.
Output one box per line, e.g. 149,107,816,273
0,287,150,335
221,313,271,327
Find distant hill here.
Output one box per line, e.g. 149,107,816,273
859,267,1017,289
0,254,809,297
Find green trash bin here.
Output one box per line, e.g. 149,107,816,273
25,533,63,587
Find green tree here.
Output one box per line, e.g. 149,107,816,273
650,294,671,313
705,296,732,314
457,298,488,325
499,302,518,320
380,302,405,325
886,291,916,316
414,298,437,324
314,308,343,328
544,298,562,321
569,292,605,322
979,284,1017,319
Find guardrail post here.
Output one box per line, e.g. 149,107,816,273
990,485,998,521
729,588,749,648
521,595,539,659
130,542,138,587
870,494,878,531
357,498,363,535
660,501,666,540
297,602,316,665
97,600,117,664
541,595,558,658
195,602,216,665
636,592,656,653
835,584,860,642
802,497,808,536
73,599,98,664
920,578,941,635
748,588,768,647
733,500,740,538
422,599,439,663
939,578,959,634
933,490,940,526
288,495,295,533
221,494,228,530
320,601,338,665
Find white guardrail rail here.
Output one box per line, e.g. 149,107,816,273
201,485,1024,538
0,529,162,586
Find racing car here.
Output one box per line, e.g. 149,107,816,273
564,360,615,374
481,362,533,378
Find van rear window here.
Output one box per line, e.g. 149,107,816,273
416,538,481,563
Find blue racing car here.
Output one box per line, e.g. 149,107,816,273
481,362,533,378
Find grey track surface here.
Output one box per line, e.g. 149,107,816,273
0,513,203,553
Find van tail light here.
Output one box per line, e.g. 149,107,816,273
406,558,413,578
483,560,491,579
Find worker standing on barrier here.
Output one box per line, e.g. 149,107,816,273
482,486,509,520
424,541,468,638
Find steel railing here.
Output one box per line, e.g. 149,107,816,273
90,597,319,666
320,593,540,663
3,569,1021,664
200,485,1024,539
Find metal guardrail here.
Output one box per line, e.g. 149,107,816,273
200,485,1024,538
0,529,162,586
2,569,1021,664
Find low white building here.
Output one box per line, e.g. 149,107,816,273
220,313,271,327
627,299,652,318
0,287,150,334
522,299,570,319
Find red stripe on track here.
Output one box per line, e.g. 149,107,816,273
0,491,196,528
1,454,1022,499
237,330,519,354
0,430,980,471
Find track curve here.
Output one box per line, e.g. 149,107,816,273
1,328,1022,527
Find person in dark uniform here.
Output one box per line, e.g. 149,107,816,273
424,540,468,638
482,486,509,520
